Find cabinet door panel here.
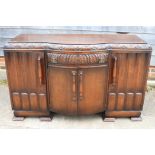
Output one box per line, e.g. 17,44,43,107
48,67,77,115
108,52,151,112
5,51,47,112
78,66,108,115
5,51,46,92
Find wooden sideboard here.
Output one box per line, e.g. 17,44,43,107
3,34,152,121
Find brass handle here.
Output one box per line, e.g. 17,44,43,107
37,56,43,85
79,70,83,100
112,56,117,85
72,71,77,102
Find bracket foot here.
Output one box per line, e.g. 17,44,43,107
40,113,54,121
12,116,25,121
40,117,52,121
131,116,142,121
103,117,116,122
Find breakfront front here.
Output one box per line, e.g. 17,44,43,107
4,34,152,121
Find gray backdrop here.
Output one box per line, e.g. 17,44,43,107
0,26,155,65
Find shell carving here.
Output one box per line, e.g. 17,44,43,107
48,52,108,65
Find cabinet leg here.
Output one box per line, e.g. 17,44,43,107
131,116,142,121
12,116,25,121
40,112,54,121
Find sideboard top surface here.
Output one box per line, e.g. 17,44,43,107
4,34,152,52
10,34,146,44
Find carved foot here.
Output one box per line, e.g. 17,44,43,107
40,113,54,121
131,116,142,121
12,116,25,121
103,117,116,122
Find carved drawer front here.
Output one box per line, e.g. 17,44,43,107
12,92,48,112
47,51,108,65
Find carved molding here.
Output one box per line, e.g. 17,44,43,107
48,52,108,64
4,43,152,51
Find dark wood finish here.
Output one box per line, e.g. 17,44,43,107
117,93,125,110
4,34,152,120
14,111,50,117
48,65,108,115
48,66,78,115
107,93,116,111
107,52,151,117
105,111,141,118
11,34,146,44
77,66,108,115
5,51,49,116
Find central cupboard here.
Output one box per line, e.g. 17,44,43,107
48,65,108,115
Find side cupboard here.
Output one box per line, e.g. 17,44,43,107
3,34,152,121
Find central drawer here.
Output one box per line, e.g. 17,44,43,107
47,51,109,65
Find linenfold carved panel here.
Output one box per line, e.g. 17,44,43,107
12,92,47,111
47,52,109,64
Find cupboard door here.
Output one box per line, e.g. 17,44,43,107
48,66,78,115
5,51,47,112
78,66,108,115
108,52,151,111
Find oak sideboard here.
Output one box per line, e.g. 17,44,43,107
3,34,152,121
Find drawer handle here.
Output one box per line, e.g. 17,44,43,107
112,56,117,85
72,71,77,102
79,71,83,100
37,56,43,85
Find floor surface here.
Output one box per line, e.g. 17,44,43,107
0,84,155,129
